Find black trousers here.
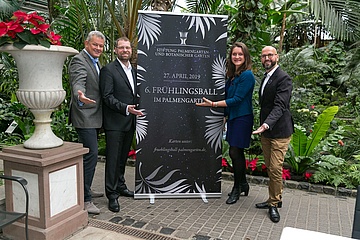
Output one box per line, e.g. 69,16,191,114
104,128,134,200
76,128,98,202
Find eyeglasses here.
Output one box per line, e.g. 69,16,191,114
261,53,277,59
116,46,131,50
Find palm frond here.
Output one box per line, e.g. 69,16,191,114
310,0,360,41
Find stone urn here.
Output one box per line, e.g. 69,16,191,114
0,44,78,149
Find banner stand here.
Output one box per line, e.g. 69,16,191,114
136,11,228,200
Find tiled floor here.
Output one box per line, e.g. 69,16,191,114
1,160,357,240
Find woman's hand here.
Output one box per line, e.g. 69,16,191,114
196,97,213,107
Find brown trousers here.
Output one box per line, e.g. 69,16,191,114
261,136,291,206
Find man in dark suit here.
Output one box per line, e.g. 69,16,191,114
69,31,105,214
99,37,144,212
253,46,294,223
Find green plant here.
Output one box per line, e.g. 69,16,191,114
51,104,78,142
222,139,232,170
0,99,32,146
312,154,360,189
0,10,62,48
0,51,18,100
98,132,106,156
286,106,339,175
0,132,23,150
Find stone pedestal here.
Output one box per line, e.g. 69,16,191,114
0,142,88,240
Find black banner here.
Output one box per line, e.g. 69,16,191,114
135,11,228,199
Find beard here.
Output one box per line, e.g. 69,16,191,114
118,55,131,61
263,60,276,70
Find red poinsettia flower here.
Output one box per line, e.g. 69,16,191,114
47,31,62,45
248,158,258,171
128,150,136,159
0,21,24,38
12,10,30,22
6,22,24,38
30,23,50,34
282,168,291,180
222,158,228,167
0,22,9,37
304,172,313,180
27,11,45,24
261,163,267,171
0,10,62,48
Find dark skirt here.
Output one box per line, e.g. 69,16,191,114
226,114,254,148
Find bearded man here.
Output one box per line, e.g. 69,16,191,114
99,37,144,212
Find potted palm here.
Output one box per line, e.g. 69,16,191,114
0,10,78,149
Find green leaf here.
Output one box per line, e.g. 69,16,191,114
17,31,38,45
12,42,27,49
0,37,11,46
291,126,308,156
305,106,339,156
39,40,51,48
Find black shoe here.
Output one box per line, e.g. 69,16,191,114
108,198,120,212
119,189,134,197
226,187,240,204
255,201,282,209
269,206,280,223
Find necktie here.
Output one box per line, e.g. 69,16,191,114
93,58,99,74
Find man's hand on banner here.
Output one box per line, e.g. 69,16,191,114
128,105,144,116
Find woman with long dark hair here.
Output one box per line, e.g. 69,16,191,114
196,42,255,204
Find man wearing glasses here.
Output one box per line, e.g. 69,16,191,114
99,37,144,212
253,46,294,223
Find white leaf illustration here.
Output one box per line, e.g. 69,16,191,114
135,162,191,194
212,55,226,93
216,155,222,182
215,32,227,42
194,182,206,193
137,49,147,57
215,17,228,42
136,110,148,144
204,109,224,152
185,15,216,39
137,66,146,84
138,13,162,50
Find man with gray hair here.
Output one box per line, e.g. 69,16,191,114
69,31,105,214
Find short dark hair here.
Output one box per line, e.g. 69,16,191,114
115,37,131,48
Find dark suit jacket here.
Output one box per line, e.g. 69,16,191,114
69,50,102,128
99,59,139,131
259,66,294,138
